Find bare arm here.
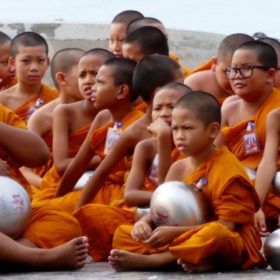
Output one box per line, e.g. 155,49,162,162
52,105,72,174
214,101,230,147
255,109,280,204
0,123,49,167
55,121,100,197
124,139,156,207
77,129,141,208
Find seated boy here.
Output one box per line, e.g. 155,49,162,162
214,40,280,233
0,31,58,122
32,48,114,202
0,103,88,271
73,82,191,261
21,48,84,188
109,91,266,272
74,55,184,208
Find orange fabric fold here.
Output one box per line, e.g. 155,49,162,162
33,124,91,202
14,84,58,122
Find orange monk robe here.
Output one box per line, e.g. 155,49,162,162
32,123,91,204
169,52,192,78
74,147,183,261
32,109,144,214
222,88,280,218
0,104,81,248
32,130,53,179
15,84,58,122
112,147,266,270
191,57,214,74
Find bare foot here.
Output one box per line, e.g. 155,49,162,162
108,249,176,271
177,258,217,273
38,236,89,270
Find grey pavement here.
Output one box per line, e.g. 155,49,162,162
0,260,279,280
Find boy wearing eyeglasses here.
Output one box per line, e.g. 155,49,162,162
215,40,280,235
184,33,253,103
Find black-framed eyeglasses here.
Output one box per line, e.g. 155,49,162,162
224,65,271,80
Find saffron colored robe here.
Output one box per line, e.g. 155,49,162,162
222,88,280,218
32,130,53,179
32,124,91,203
15,84,58,122
74,148,184,261
112,147,266,270
32,109,143,214
0,104,81,248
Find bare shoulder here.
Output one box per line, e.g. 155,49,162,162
122,116,150,143
223,95,239,106
166,158,187,181
93,109,112,129
0,86,15,104
184,70,214,89
267,108,280,128
28,99,59,134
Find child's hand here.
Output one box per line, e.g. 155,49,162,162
254,209,270,236
147,118,171,138
131,220,152,242
144,226,177,248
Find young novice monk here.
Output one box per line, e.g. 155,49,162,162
73,54,183,208
0,31,58,122
0,31,16,91
126,16,191,77
109,91,266,272
214,40,280,234
0,104,88,271
21,48,84,188
122,26,169,62
109,10,144,57
73,82,191,261
184,33,253,102
32,48,114,203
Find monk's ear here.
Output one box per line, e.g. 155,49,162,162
266,68,276,84
8,57,15,72
116,84,129,100
211,56,218,72
46,57,50,67
56,72,66,86
208,122,220,140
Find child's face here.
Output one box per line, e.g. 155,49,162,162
9,45,49,85
212,56,234,95
0,41,15,86
122,42,143,62
78,54,105,102
92,65,119,110
152,88,183,125
172,107,212,156
229,49,274,101
109,23,126,57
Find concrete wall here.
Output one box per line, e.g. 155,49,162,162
0,23,226,83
